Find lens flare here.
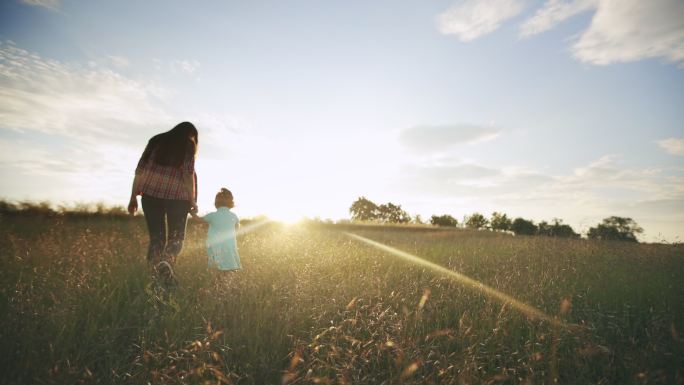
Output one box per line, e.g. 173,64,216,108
344,232,566,327
237,218,272,235
184,217,272,255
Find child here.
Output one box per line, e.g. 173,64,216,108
193,188,242,271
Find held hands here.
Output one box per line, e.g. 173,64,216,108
189,202,199,218
128,196,138,215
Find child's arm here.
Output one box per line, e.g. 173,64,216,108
190,211,207,222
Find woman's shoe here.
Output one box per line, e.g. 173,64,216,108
156,260,177,287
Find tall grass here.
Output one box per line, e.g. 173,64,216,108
0,215,682,384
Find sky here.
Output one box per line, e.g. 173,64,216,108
1,0,683,242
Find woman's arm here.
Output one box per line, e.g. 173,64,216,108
182,154,198,214
181,169,198,213
128,174,140,215
129,140,153,215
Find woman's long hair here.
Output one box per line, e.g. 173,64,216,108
141,122,198,167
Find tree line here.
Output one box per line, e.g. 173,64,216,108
350,197,644,243
0,200,129,217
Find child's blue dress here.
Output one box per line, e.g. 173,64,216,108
202,207,241,270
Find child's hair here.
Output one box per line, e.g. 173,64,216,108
215,188,234,209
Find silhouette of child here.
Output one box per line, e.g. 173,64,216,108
192,188,241,271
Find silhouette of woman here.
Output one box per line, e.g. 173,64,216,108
128,122,198,285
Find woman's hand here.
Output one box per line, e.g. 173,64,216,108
128,196,138,215
190,201,198,216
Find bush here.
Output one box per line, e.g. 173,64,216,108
538,219,579,238
465,213,488,230
588,216,643,242
511,217,537,236
430,214,458,227
490,212,512,232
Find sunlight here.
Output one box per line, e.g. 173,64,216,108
237,218,272,235
344,232,567,328
195,132,396,224
183,217,272,254
267,211,304,225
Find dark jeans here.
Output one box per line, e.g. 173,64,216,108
141,195,190,265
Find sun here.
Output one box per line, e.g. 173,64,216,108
268,210,304,225
264,204,305,224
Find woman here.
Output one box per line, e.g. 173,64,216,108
128,121,199,285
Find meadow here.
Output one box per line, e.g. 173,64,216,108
1,213,682,384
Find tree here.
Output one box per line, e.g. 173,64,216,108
349,197,379,221
377,202,411,224
465,212,488,230
538,218,579,238
587,216,643,242
490,212,512,232
430,214,458,227
537,221,552,236
413,214,424,225
511,217,537,236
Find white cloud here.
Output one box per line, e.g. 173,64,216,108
0,41,252,209
658,138,684,156
573,0,684,65
399,159,553,198
436,0,526,42
399,124,500,152
0,41,180,203
571,154,616,178
519,0,597,38
0,41,172,142
396,154,684,241
519,0,684,66
402,161,502,190
87,55,131,69
0,134,144,203
172,59,200,75
19,0,59,10
185,111,245,157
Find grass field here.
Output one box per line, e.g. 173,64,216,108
1,214,683,384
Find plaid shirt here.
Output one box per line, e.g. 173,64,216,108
134,148,197,202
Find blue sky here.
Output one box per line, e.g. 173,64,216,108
1,0,683,241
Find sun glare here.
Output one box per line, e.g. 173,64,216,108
268,211,304,225
344,232,567,328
